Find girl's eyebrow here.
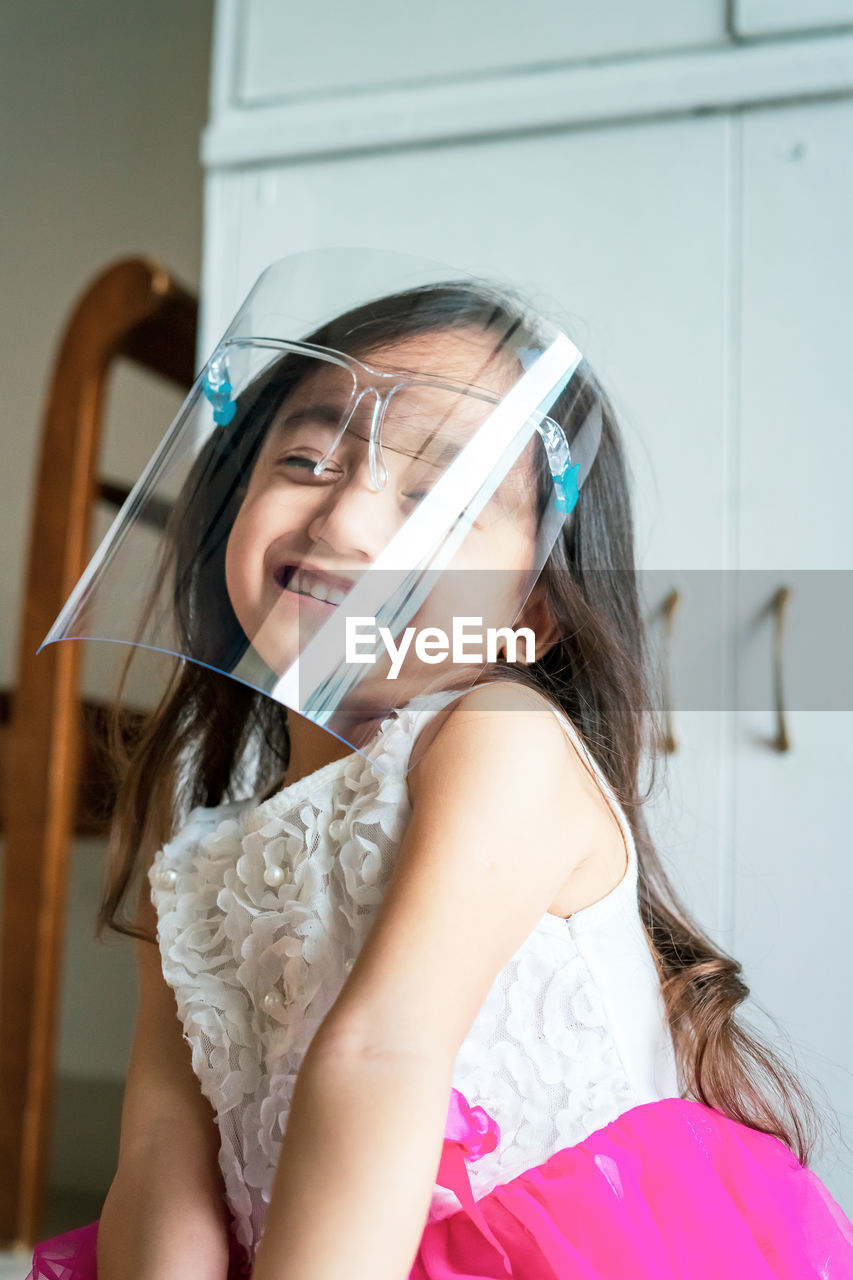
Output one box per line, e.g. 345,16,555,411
272,400,476,466
277,403,346,428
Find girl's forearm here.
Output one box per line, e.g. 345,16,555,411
250,1038,453,1280
97,1141,232,1280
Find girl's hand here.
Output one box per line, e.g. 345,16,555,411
98,889,232,1280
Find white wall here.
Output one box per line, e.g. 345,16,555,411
0,0,212,687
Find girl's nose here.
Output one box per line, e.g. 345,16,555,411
305,459,399,563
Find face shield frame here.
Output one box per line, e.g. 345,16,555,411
40,248,604,773
203,336,585,518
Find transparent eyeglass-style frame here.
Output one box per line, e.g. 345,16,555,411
204,337,582,515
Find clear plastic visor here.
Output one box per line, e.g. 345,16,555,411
41,250,601,772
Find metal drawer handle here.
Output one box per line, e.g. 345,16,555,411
661,588,680,755
771,586,791,753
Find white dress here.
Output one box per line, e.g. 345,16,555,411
148,687,681,1258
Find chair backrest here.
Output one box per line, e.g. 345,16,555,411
0,257,198,1247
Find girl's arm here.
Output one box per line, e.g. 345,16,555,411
251,682,607,1280
97,886,232,1280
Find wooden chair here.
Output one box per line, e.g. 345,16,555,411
0,258,198,1247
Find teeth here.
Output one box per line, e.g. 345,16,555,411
288,569,346,606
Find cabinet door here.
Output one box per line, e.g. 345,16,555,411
203,114,733,944
733,0,853,37
233,0,725,106
735,98,853,1211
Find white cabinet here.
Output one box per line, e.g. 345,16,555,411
202,2,853,1211
733,97,853,1195
734,0,853,37
739,99,853,574
232,0,725,105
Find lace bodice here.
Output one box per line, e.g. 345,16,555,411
149,687,681,1256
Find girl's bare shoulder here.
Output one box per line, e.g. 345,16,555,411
409,679,582,784
320,680,604,1060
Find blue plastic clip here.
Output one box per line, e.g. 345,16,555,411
203,351,237,426
554,461,580,514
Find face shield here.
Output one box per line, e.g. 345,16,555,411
41,248,602,771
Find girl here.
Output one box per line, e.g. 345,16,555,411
29,249,853,1279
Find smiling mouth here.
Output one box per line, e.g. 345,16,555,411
274,564,353,606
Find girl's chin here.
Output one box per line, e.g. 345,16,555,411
238,590,334,669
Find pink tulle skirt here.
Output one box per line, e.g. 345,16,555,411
26,1097,853,1279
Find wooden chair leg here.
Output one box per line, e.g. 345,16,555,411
0,259,197,1247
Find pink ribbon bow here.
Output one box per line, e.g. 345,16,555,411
434,1088,511,1276
442,1086,501,1159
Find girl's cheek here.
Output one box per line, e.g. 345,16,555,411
225,502,266,610
226,491,293,592
224,522,248,614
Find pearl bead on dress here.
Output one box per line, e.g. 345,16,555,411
155,867,178,890
328,818,346,841
262,989,285,1014
263,865,285,887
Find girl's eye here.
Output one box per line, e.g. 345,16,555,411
270,466,476,527
276,453,341,478
405,491,476,529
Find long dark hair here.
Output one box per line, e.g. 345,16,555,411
100,278,827,1166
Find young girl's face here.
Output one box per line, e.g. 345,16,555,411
224,327,545,696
